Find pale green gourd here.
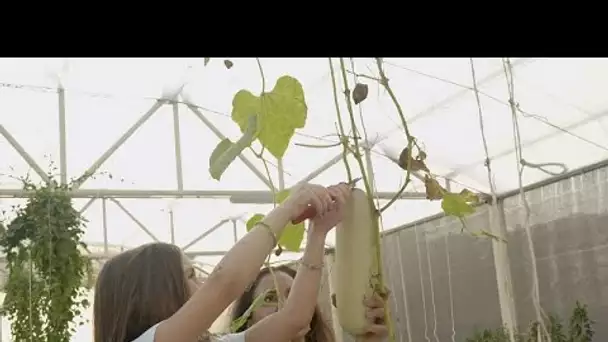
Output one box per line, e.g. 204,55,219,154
334,188,379,335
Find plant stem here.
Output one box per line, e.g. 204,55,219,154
254,58,283,307
328,58,353,182
379,181,408,213
338,58,395,342
256,58,266,93
373,58,415,214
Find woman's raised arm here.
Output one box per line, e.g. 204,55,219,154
156,184,337,342
242,183,351,342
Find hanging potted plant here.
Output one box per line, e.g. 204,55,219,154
0,172,92,342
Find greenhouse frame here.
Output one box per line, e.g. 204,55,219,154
1,57,607,341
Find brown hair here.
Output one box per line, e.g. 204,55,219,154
231,265,335,342
93,242,190,342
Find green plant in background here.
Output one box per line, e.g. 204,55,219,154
465,302,595,342
548,314,568,342
0,168,92,342
466,327,511,342
569,302,594,342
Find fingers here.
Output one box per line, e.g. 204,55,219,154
295,326,310,339
328,185,346,208
366,308,385,321
307,185,333,217
363,324,389,337
330,182,352,205
297,182,353,220
317,186,333,213
364,292,385,309
305,186,325,217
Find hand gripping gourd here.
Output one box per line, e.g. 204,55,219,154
334,188,380,335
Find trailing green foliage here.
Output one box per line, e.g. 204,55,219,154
207,58,491,342
0,173,92,342
207,58,488,255
465,302,594,342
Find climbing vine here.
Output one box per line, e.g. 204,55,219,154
206,57,496,340
0,170,92,342
207,58,491,250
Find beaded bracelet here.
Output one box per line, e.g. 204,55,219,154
298,258,324,270
255,221,278,247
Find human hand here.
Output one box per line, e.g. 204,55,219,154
358,292,390,342
282,183,346,223
308,183,352,237
294,325,310,340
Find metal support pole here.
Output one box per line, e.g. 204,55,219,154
231,219,238,244
295,152,344,185
182,219,229,251
73,100,165,189
79,198,97,214
58,87,68,185
230,190,427,204
0,187,428,201
102,198,108,254
109,198,160,242
172,102,184,192
169,208,176,244
0,124,50,183
490,201,518,339
187,104,274,190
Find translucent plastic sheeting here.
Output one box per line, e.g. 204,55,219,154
1,58,608,270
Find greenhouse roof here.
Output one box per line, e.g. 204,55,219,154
1,57,607,268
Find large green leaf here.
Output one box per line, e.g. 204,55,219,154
231,76,307,159
441,192,475,218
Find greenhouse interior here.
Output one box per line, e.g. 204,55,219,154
0,57,607,342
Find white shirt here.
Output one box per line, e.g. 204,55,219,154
132,323,245,342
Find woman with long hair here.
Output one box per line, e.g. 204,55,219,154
230,186,388,342
93,182,353,342
232,265,388,342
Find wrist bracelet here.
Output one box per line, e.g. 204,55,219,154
298,258,324,270
256,221,278,247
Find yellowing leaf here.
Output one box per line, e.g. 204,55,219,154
279,223,305,252
459,189,480,204
231,76,307,159
424,175,444,200
441,192,475,218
